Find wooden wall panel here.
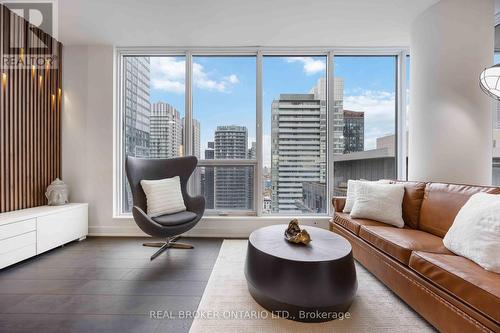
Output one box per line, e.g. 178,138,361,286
0,4,63,213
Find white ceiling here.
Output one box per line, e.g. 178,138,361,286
58,0,442,47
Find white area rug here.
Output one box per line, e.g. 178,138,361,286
189,240,436,333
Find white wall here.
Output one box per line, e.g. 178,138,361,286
62,47,328,237
62,46,123,235
408,0,494,185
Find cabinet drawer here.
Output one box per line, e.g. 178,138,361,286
0,243,36,269
0,231,36,255
0,218,36,241
37,206,88,254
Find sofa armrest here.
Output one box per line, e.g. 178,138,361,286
332,196,346,213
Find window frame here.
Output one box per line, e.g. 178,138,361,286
114,47,409,219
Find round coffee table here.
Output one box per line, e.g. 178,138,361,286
245,224,357,322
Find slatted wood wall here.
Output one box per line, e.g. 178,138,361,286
0,4,63,213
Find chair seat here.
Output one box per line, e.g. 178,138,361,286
153,211,197,226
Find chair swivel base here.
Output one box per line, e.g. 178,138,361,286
143,236,194,260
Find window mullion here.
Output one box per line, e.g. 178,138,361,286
256,51,263,216
327,51,335,216
185,51,193,156
397,51,408,181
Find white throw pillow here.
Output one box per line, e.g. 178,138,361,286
140,176,186,217
343,179,392,213
443,193,500,273
343,180,360,213
350,182,405,228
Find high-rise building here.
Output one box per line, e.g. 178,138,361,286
271,78,339,213
248,141,256,159
178,117,201,195
150,102,182,159
191,119,201,159
331,77,345,155
205,141,215,159
124,57,151,157
180,118,201,159
203,141,215,209
302,182,326,213
191,119,202,194
123,56,151,212
343,110,364,153
214,126,252,210
215,125,248,159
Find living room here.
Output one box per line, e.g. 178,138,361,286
0,0,499,332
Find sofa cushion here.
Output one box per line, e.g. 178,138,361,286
333,212,386,235
419,182,500,237
359,225,451,265
409,251,500,323
392,181,426,229
153,211,197,226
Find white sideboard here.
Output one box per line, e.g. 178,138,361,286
0,203,88,269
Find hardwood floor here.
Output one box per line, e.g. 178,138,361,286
0,237,223,333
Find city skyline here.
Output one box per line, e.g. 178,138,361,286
123,55,396,213
149,56,397,167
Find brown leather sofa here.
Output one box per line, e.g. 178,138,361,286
330,181,500,333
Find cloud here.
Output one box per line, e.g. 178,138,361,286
150,57,186,94
226,74,239,84
343,90,396,150
192,63,239,92
150,57,239,94
286,57,326,75
151,79,184,94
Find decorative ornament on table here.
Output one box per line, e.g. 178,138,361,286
45,178,69,206
284,218,311,245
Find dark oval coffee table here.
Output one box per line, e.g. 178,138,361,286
245,224,357,323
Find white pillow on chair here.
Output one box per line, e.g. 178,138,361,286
140,176,186,217
443,193,500,273
350,181,405,228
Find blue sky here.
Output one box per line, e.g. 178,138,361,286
149,55,396,166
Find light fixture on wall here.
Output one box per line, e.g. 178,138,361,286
479,64,500,100
1,72,6,88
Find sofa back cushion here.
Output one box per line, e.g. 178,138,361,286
419,182,500,237
393,181,427,229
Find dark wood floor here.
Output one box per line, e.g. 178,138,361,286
0,237,223,333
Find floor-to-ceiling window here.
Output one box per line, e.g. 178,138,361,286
332,56,398,195
262,56,327,214
191,56,257,214
121,55,185,213
116,49,406,218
